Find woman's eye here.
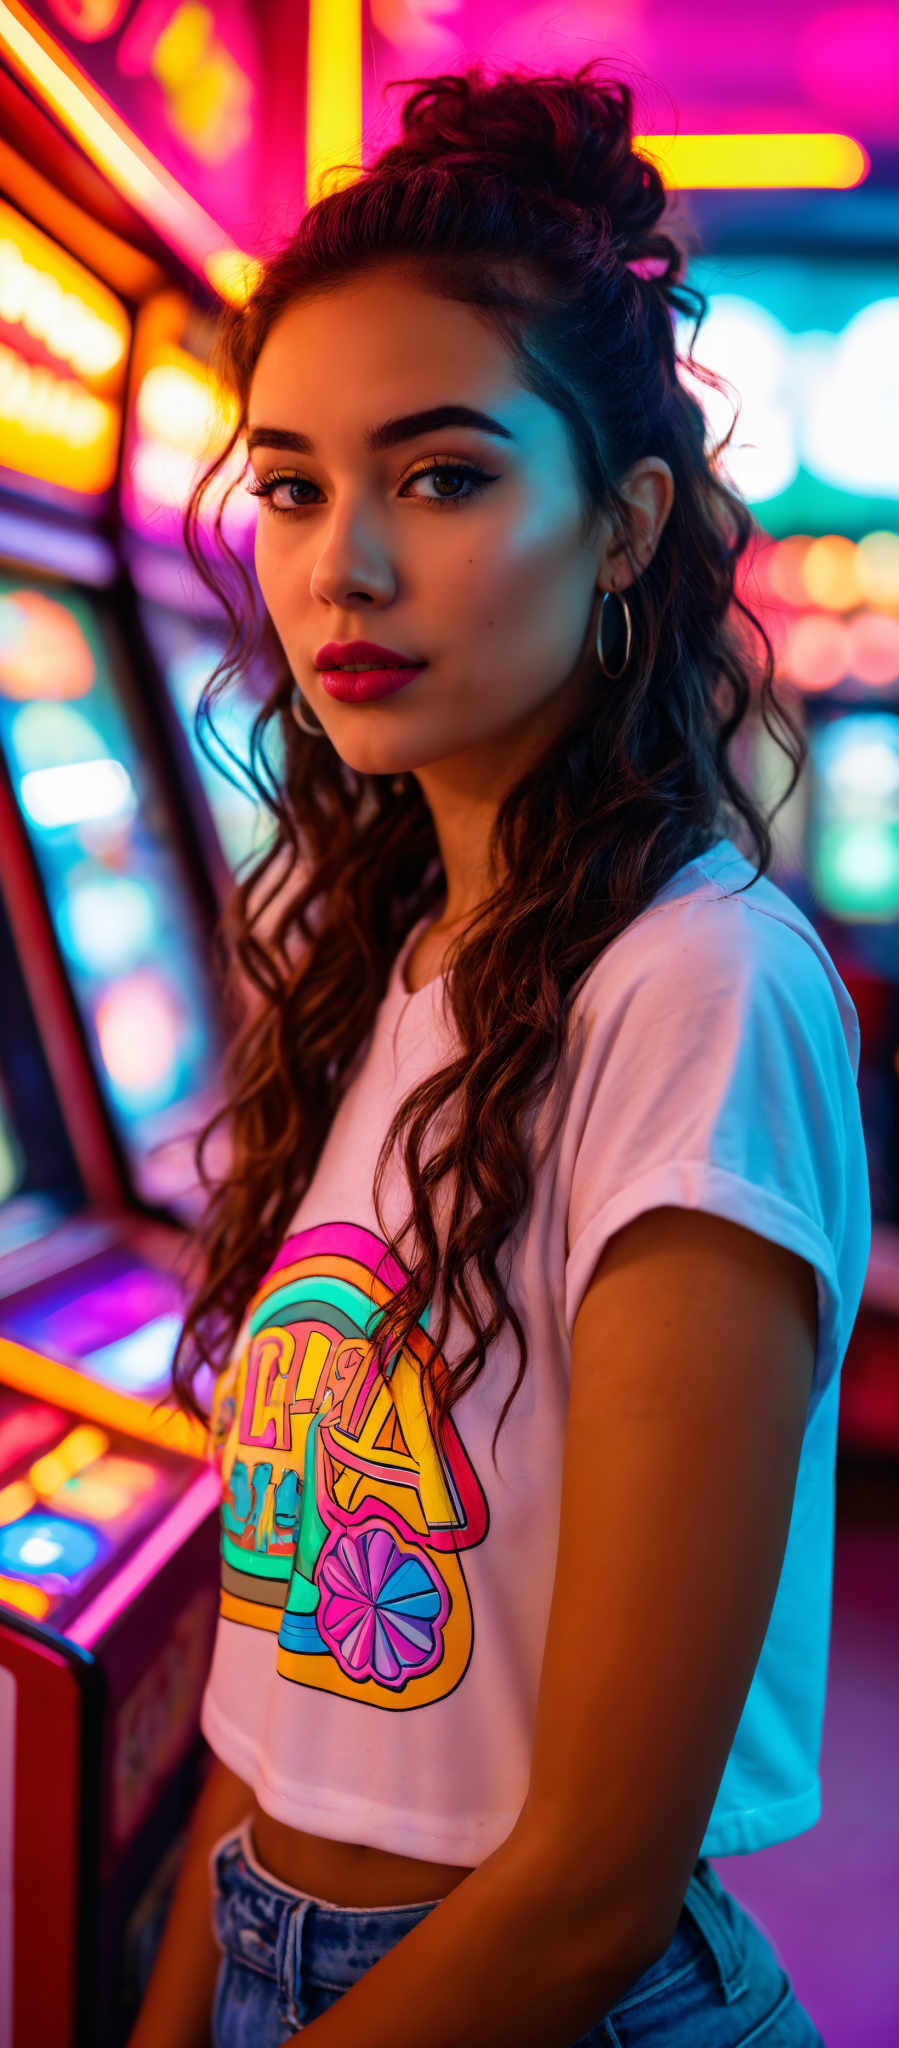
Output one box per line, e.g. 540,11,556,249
245,459,493,516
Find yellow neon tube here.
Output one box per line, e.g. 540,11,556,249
638,131,868,189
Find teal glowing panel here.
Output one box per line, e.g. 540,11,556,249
0,572,223,1210
676,255,899,537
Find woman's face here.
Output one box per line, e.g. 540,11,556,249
247,263,673,817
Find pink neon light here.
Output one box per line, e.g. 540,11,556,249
68,1464,220,1647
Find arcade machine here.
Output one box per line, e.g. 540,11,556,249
0,62,252,2048
0,874,221,2048
0,1387,220,2048
0,141,235,1440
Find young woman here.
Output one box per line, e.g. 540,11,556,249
127,58,868,2048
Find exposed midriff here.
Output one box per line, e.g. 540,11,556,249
250,1797,475,1907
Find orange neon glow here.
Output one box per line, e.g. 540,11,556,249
0,135,164,300
135,347,238,451
0,1478,34,1527
204,247,262,302
124,290,251,536
0,196,128,490
29,1423,109,1496
55,1453,159,1524
0,588,97,702
857,533,899,611
766,537,818,610
0,1335,207,1457
0,342,120,491
752,535,899,623
802,535,865,611
0,1571,50,1617
0,196,129,383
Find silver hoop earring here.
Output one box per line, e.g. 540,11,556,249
596,587,632,680
291,685,327,736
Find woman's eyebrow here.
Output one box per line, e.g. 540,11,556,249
245,403,517,456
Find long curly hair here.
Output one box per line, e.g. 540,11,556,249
171,58,806,1470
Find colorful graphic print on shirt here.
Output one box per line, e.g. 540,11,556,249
207,1224,489,1710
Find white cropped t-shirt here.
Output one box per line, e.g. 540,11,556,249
201,838,871,1866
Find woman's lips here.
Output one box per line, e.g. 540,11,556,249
318,664,427,703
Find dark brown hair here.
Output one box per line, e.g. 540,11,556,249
171,58,805,1469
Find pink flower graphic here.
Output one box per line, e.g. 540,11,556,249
317,1522,448,1686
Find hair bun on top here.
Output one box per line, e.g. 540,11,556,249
392,60,678,285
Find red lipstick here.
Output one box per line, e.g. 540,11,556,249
315,639,424,669
315,638,427,704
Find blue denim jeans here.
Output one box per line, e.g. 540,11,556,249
207,1819,826,2046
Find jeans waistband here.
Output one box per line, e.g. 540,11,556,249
209,1823,749,2030
680,1861,749,2006
209,1819,446,2025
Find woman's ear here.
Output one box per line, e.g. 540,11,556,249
603,458,675,588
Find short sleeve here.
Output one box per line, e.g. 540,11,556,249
563,897,871,1413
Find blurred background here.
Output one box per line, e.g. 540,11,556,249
0,2,896,2042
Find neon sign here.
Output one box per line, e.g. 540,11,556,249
0,198,128,495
